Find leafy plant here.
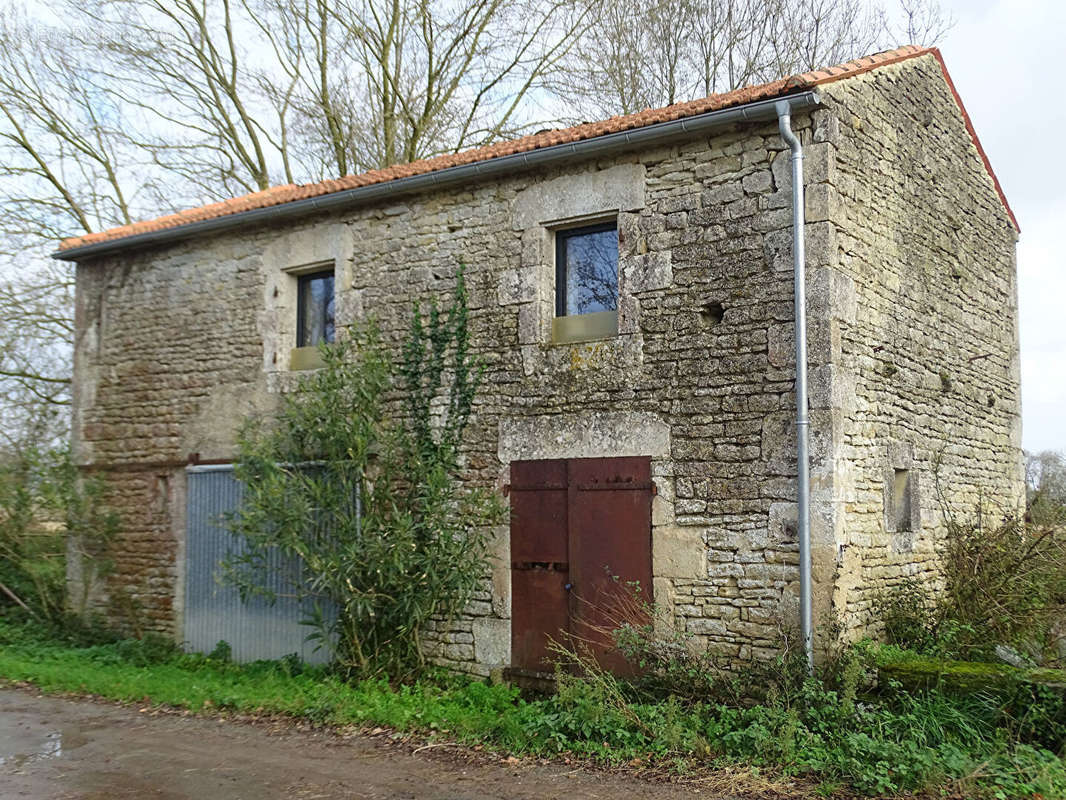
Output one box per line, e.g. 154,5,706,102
874,576,940,654
208,640,233,663
0,445,116,623
878,514,1066,664
941,516,1066,659
223,267,503,680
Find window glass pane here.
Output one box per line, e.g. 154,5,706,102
563,227,617,316
323,276,335,343
298,271,335,347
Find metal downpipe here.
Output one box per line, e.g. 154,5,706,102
775,100,813,673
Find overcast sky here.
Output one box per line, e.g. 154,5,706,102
934,0,1064,453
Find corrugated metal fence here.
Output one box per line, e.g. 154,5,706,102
184,465,333,664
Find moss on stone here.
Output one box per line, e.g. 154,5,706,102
877,651,1066,696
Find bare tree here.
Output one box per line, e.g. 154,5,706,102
762,0,882,78
282,0,599,168
885,0,954,46
1025,450,1066,527
1027,451,1066,504
691,0,768,98
553,0,952,122
0,262,73,454
79,0,287,199
0,11,134,452
0,11,141,242
73,0,599,196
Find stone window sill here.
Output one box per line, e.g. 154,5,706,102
551,310,618,345
289,346,325,371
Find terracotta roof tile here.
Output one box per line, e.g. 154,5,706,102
58,45,1016,252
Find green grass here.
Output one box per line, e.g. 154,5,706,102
0,622,524,738
1,620,1064,799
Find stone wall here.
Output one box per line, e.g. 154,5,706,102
815,56,1024,638
71,54,1021,669
72,236,271,632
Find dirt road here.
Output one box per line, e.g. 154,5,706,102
0,688,722,799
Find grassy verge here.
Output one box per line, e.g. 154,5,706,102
1,621,1064,798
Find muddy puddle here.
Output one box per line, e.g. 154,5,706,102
0,720,89,768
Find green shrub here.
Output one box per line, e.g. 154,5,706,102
0,446,116,623
876,513,1066,665
208,640,233,662
941,516,1066,661
111,632,183,666
998,681,1066,751
874,576,938,653
222,267,503,680
974,743,1066,800
522,672,652,756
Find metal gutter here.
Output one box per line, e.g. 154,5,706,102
53,91,821,262
775,99,813,673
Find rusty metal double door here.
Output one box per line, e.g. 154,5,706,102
509,456,653,673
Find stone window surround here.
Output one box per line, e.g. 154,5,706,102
259,222,353,387
272,260,335,372
504,163,670,347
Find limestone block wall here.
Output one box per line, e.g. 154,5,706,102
815,55,1024,637
74,114,828,666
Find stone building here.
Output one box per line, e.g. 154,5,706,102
56,45,1023,673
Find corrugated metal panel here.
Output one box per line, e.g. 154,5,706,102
184,466,334,664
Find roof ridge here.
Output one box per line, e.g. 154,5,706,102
58,44,1015,253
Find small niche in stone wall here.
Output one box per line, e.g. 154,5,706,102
152,473,170,518
700,301,725,327
886,462,919,554
891,469,912,533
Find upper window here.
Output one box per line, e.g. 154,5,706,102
555,222,618,317
296,269,335,347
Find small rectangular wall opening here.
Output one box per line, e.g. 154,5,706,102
892,469,912,533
